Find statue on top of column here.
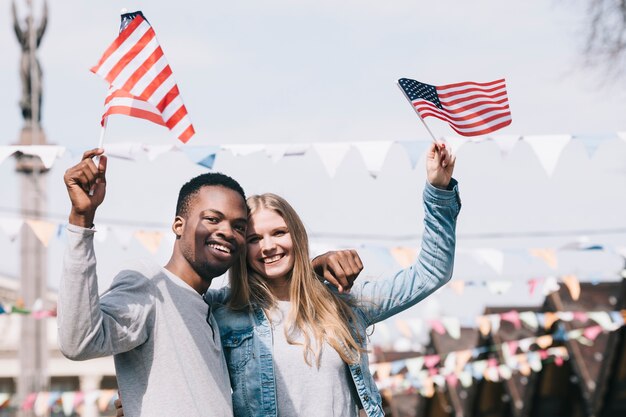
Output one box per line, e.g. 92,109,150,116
12,0,48,124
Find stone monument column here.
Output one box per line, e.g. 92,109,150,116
12,1,50,416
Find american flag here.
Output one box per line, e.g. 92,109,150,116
92,11,195,143
398,78,512,137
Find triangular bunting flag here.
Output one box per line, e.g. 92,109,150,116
0,217,24,241
529,248,558,269
389,247,418,268
351,141,394,177
26,219,57,247
561,274,580,300
134,230,164,254
312,143,351,178
523,134,572,176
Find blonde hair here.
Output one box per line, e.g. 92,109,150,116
228,193,362,366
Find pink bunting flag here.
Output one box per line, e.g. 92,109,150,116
445,374,459,388
429,319,446,335
573,311,589,323
500,310,521,329
527,278,540,296
583,325,603,342
507,340,519,356
424,355,441,369
21,393,37,411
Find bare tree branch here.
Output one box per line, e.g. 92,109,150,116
582,0,626,81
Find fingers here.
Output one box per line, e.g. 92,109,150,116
325,258,349,293
94,155,108,187
65,149,106,193
82,148,104,161
114,397,124,417
342,250,363,285
321,271,344,293
447,152,457,170
431,141,452,169
325,250,364,293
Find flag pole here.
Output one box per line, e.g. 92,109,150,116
97,117,108,150
396,82,438,144
90,118,107,196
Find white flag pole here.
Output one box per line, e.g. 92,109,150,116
90,117,107,196
97,117,108,150
396,82,438,144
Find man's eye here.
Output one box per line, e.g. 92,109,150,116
204,217,219,223
234,225,247,233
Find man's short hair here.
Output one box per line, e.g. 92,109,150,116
176,172,246,217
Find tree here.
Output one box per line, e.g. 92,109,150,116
582,0,626,80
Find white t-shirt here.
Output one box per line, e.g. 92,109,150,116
269,300,359,417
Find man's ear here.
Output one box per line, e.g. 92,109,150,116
172,216,184,239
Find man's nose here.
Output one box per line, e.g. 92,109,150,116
215,222,235,239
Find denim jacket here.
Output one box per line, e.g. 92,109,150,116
205,180,461,417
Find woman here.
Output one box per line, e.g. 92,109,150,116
208,142,459,417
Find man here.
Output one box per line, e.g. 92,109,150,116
58,148,360,417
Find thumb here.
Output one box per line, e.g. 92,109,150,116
98,155,108,184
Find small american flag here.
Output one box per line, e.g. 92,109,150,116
398,78,512,137
92,11,195,143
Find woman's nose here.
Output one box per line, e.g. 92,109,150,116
260,236,276,252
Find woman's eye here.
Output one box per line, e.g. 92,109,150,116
247,236,260,244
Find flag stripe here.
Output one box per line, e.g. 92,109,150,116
111,34,160,89
157,86,180,113
427,98,510,117
437,79,506,92
177,125,195,143
437,84,506,100
92,21,151,80
161,94,185,122
129,54,168,97
415,98,511,123
121,47,164,92
147,72,177,107
420,110,512,136
91,16,145,74
165,105,189,129
418,106,512,129
139,66,173,101
439,89,508,107
104,106,167,126
105,28,157,85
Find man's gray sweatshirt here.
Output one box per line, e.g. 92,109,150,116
57,224,233,417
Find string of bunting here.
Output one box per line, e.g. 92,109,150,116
1,132,625,177
0,389,117,416
2,287,624,346
370,319,625,397
1,213,624,277
0,298,55,318
385,308,626,343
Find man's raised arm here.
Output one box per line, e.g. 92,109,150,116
58,149,153,360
